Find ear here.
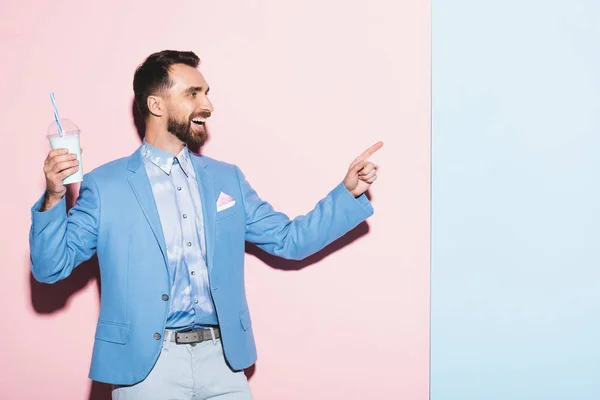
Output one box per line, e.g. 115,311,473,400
147,95,165,117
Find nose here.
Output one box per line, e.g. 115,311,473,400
201,96,214,114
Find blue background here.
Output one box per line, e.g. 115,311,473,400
431,1,600,398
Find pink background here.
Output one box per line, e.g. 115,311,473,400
0,1,430,399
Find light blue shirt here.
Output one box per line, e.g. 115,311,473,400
141,140,217,329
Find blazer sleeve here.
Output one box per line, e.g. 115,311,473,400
235,166,374,261
29,173,100,283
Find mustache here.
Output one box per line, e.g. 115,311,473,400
190,111,212,120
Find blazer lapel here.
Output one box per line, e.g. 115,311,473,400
192,155,216,273
127,148,169,268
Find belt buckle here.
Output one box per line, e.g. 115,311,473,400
175,330,201,345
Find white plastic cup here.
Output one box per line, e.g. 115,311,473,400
46,119,83,185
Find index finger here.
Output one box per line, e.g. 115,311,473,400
354,141,383,162
46,148,69,161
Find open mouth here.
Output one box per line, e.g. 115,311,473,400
191,118,205,126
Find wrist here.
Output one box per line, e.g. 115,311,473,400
42,191,65,211
343,184,360,198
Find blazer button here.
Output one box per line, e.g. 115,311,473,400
162,294,169,301
153,333,161,340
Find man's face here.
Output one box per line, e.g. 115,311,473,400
164,64,214,147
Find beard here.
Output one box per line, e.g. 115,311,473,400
167,114,207,148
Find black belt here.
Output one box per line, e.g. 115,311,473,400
167,327,221,344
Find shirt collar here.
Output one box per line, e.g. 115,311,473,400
141,139,193,177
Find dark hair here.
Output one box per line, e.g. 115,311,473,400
133,50,200,119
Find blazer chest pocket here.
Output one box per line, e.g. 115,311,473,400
215,203,238,221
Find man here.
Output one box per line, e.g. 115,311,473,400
29,50,382,399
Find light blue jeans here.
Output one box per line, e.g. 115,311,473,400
112,331,253,400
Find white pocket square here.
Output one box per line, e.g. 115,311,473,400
216,192,236,212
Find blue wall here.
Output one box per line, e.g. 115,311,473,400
431,2,600,398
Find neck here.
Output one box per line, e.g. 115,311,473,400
144,122,185,156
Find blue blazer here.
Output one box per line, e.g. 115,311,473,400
29,146,374,385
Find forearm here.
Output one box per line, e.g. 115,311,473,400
30,195,77,283
29,176,100,283
41,192,65,212
245,181,374,260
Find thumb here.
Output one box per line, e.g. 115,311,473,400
349,160,365,176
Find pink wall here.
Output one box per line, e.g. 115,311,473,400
0,1,430,398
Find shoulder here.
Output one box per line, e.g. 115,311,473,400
85,156,131,181
190,153,242,177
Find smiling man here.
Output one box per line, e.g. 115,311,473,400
29,50,382,400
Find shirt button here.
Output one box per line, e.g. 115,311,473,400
183,214,187,219
177,186,182,191
161,294,169,301
187,242,192,247
194,299,199,305
191,271,195,275
153,333,161,340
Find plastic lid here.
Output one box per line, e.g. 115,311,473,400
47,118,80,137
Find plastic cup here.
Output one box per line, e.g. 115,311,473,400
46,118,83,185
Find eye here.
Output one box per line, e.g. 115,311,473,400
189,91,197,98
